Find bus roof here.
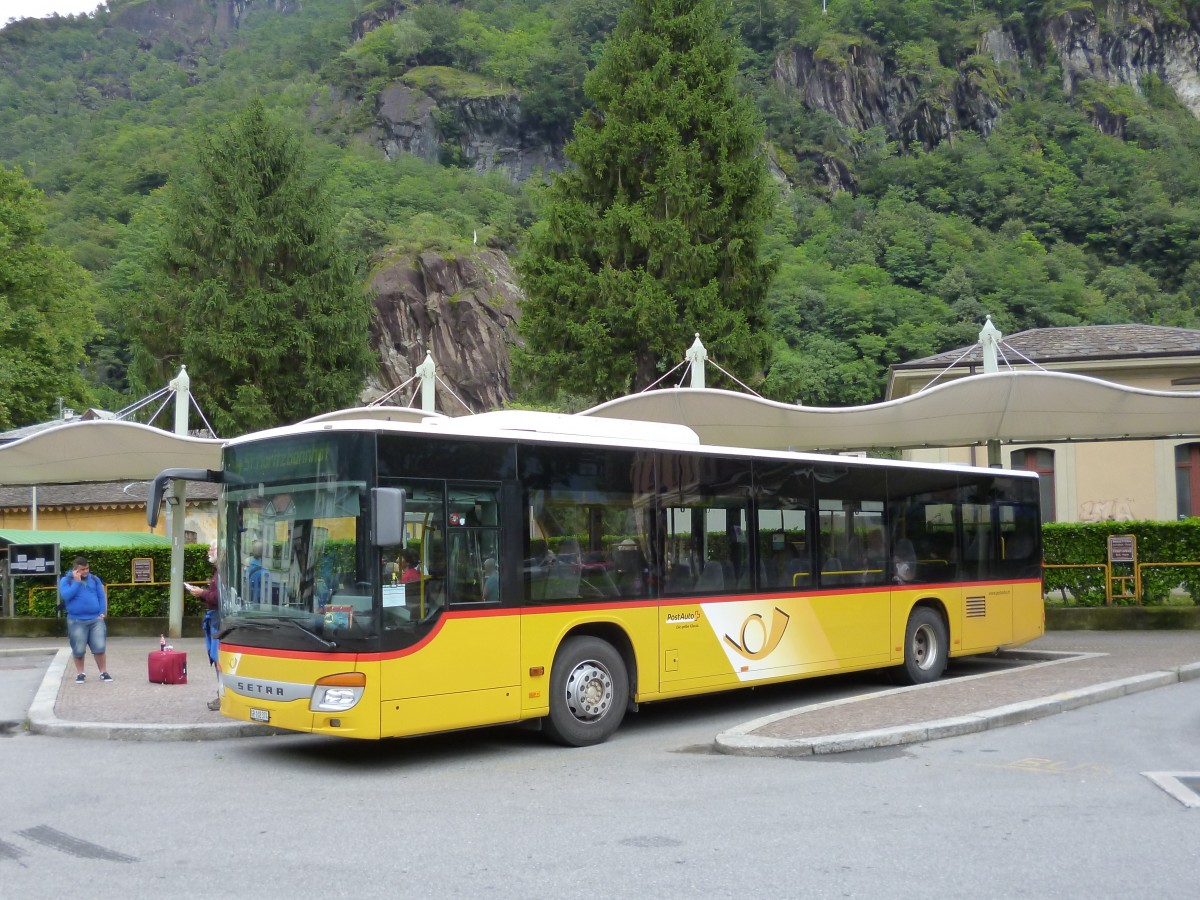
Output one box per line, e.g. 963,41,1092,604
227,411,1038,480
422,410,700,445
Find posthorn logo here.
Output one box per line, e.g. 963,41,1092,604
723,607,791,660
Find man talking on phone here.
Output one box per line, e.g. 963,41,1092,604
58,556,111,684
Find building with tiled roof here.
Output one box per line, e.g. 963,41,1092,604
888,324,1200,523
0,407,116,444
0,480,218,544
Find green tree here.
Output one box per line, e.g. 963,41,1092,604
0,164,95,430
515,0,776,402
119,99,372,435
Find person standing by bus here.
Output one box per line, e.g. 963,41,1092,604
187,540,221,711
59,556,111,684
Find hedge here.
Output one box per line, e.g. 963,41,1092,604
14,524,1196,615
12,543,212,618
1043,519,1200,607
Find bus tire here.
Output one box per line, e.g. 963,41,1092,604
895,606,948,685
544,636,628,747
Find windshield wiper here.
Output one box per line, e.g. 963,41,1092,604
282,617,337,649
217,621,269,640
219,617,336,649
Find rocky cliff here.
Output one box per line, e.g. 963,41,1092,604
371,73,564,182
366,248,524,413
1045,0,1200,117
771,0,1200,189
109,0,296,43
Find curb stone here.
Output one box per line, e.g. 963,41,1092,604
26,648,282,742
713,667,1191,758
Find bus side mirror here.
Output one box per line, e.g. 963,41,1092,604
147,468,223,528
372,488,406,547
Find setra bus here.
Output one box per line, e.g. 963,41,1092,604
149,410,1043,746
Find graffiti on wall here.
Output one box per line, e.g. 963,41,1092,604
1078,499,1135,522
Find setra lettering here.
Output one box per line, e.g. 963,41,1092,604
237,681,282,696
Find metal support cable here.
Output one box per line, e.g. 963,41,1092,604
919,343,980,393
189,393,219,438
113,386,172,420
704,357,763,398
642,358,687,392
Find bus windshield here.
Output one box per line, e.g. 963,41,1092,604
203,385,398,657
218,478,378,651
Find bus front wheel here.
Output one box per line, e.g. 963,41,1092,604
896,607,948,685
544,636,628,747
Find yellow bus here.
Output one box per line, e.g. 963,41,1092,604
150,410,1043,746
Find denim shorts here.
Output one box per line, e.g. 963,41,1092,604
67,617,106,657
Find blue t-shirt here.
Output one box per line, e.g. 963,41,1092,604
247,558,266,603
59,573,107,620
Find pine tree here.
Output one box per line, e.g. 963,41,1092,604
125,99,372,435
515,0,776,402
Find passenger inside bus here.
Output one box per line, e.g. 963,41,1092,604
863,531,887,575
482,558,499,602
400,548,422,583
893,538,918,583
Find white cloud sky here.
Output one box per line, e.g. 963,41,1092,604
4,2,105,23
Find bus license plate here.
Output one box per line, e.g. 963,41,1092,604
250,708,270,723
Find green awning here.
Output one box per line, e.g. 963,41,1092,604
0,530,171,548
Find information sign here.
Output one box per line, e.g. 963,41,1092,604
8,543,60,577
1107,534,1136,564
132,558,154,583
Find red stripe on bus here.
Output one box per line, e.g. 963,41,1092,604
222,576,1042,662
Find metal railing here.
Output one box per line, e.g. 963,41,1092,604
1044,561,1200,606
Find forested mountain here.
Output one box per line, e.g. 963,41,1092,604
3,0,1200,430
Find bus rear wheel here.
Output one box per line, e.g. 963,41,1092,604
544,636,628,747
895,606,948,685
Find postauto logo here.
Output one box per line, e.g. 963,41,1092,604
723,607,791,661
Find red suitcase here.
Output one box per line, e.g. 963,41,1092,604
148,649,187,684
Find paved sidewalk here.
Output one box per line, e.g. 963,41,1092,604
1,635,274,740
3,631,1198,747
715,631,1200,757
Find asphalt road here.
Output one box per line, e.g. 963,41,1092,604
2,670,1197,899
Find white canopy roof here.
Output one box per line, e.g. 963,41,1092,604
581,370,1200,451
0,420,223,486
2,371,1199,487
300,405,442,425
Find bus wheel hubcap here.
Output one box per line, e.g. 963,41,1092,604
914,624,936,669
565,661,613,721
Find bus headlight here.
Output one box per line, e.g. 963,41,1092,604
311,672,366,712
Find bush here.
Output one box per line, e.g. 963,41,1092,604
1043,519,1200,607
13,543,212,618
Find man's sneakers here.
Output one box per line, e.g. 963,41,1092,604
74,672,113,684
207,698,221,711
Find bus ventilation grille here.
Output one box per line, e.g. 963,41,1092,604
965,596,987,618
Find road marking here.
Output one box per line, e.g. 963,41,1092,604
992,756,1111,776
17,826,137,863
1143,772,1200,808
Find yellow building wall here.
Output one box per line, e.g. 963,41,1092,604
906,440,1167,524
891,352,1196,525
0,504,216,543
1067,440,1159,522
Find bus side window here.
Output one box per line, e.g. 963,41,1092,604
447,484,500,606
